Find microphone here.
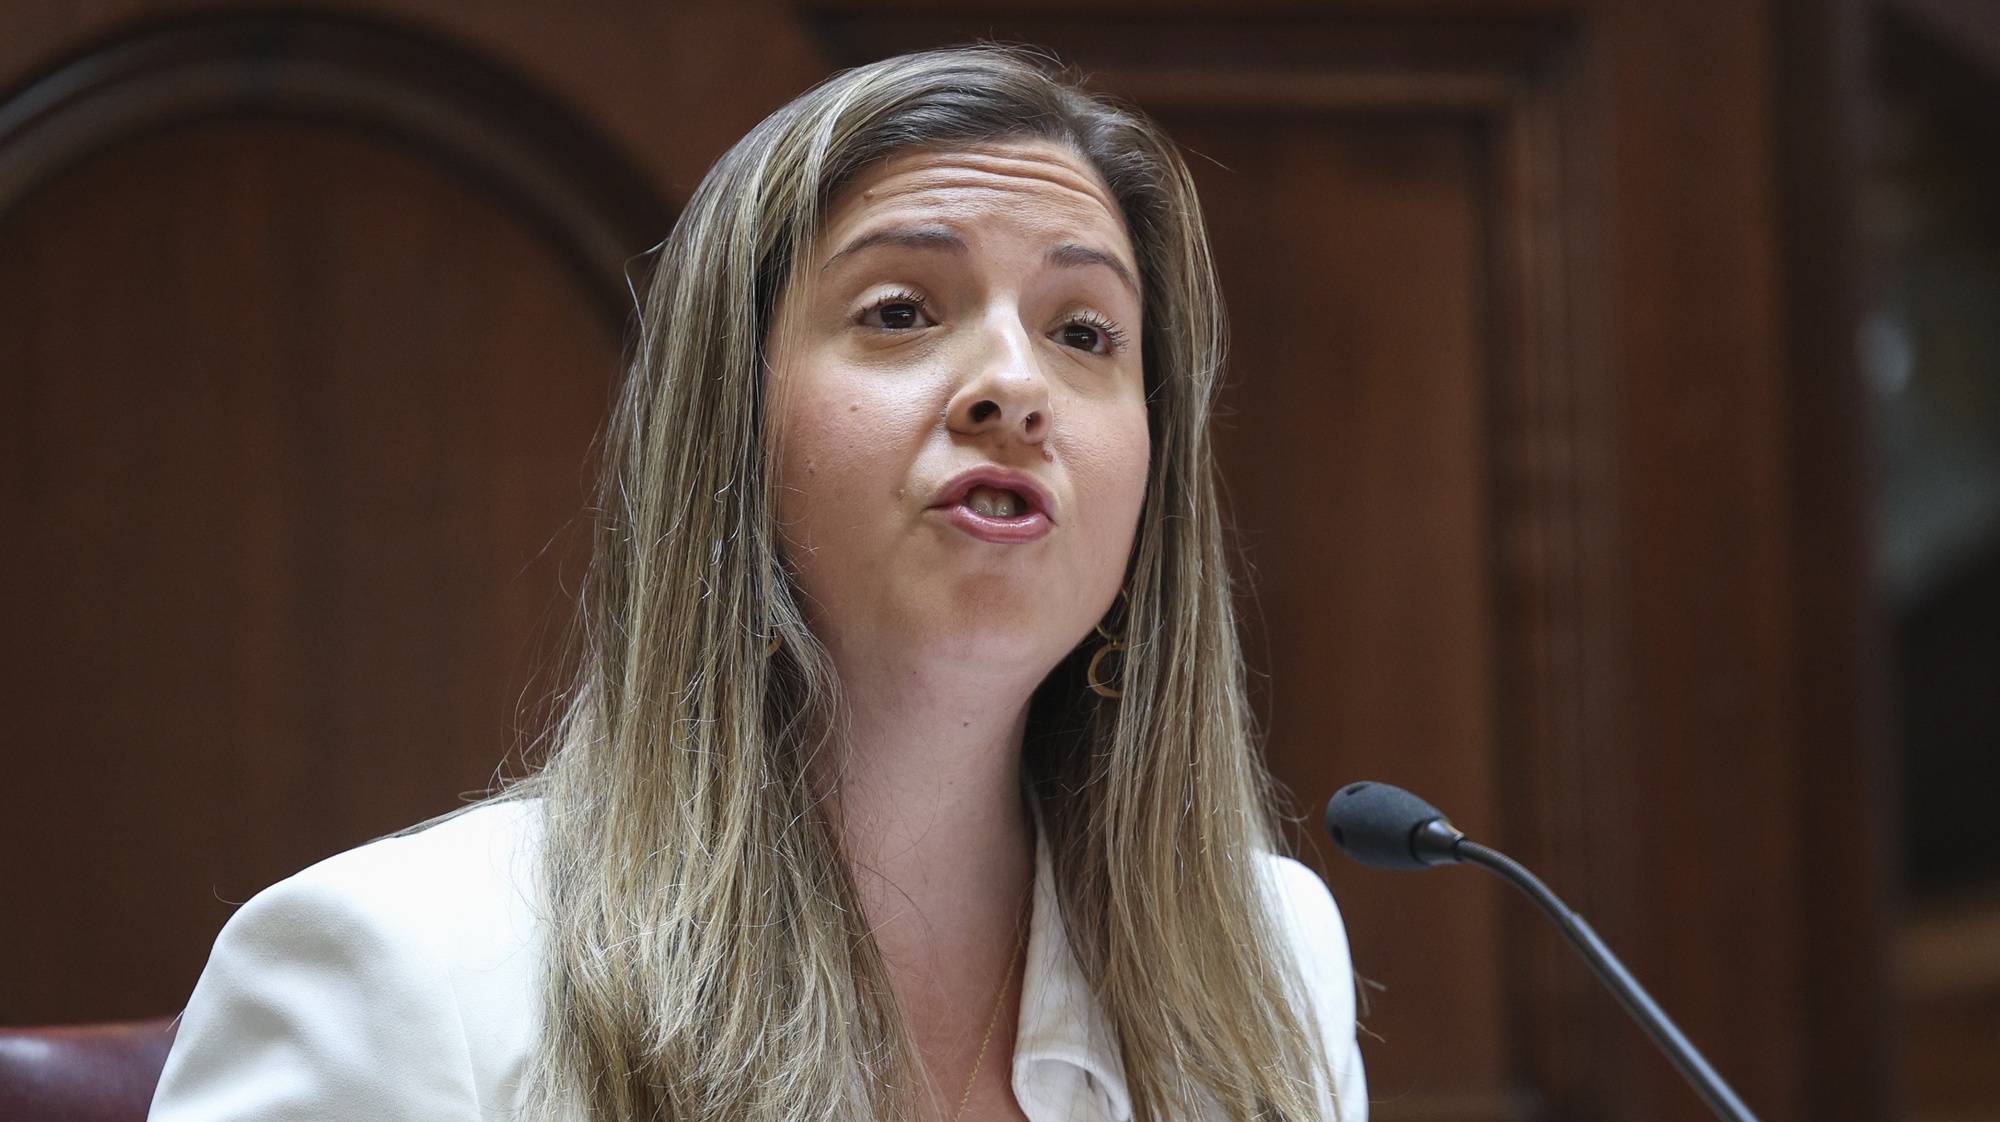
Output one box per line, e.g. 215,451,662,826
1324,781,1762,1122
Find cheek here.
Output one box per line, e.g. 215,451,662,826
772,376,839,548
770,371,921,552
1071,403,1153,562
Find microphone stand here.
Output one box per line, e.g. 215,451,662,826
1327,783,1763,1122
1450,833,1762,1122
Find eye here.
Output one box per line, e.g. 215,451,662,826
1055,310,1130,356
859,290,934,332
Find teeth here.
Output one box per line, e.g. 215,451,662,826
965,485,1024,518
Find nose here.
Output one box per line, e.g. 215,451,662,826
944,314,1050,445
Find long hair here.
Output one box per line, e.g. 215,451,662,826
499,45,1337,1122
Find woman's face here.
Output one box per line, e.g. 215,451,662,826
767,138,1150,683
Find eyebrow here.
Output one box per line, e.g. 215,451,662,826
822,225,965,270
821,224,1140,298
1046,242,1141,299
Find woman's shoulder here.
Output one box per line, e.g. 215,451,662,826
149,798,549,1121
249,797,545,957
1257,852,1345,921
1255,852,1371,1121
273,797,542,907
1254,852,1356,988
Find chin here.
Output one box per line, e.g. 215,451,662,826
927,616,1058,660
898,604,1081,680
810,575,1091,675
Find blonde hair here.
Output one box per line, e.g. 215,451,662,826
498,45,1337,1122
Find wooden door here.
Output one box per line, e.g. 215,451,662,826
0,12,666,1024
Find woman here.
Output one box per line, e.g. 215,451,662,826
149,45,1366,1122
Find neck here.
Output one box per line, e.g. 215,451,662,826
827,640,1040,979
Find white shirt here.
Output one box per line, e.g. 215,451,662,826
149,798,1367,1121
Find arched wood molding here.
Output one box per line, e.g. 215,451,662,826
0,10,672,333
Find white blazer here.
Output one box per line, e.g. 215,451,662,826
148,798,1368,1121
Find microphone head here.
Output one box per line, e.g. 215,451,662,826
1325,781,1463,870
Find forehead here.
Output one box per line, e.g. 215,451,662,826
815,139,1133,261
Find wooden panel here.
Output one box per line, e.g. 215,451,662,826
1592,3,1803,1118
0,13,660,1021
1772,3,1898,1120
1186,113,1515,1117
1901,893,2000,1122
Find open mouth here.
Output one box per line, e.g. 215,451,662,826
931,467,1054,543
961,484,1032,519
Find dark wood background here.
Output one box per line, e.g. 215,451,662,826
7,2,1984,1120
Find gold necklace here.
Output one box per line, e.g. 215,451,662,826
949,909,1030,1122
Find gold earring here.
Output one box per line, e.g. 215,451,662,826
1086,596,1128,700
